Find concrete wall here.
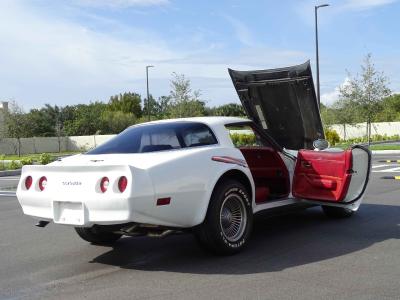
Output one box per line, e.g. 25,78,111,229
330,122,400,140
0,135,115,155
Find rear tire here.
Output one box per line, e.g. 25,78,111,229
195,179,253,255
75,226,122,244
322,205,354,218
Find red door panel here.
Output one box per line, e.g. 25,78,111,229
292,150,353,202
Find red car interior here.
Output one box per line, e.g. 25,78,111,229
240,147,290,203
292,150,353,202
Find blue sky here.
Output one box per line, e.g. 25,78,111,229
0,0,399,110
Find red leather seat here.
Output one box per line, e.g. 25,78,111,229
240,147,290,203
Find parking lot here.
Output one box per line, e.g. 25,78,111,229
0,154,399,300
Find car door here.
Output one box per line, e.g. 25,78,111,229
292,146,371,204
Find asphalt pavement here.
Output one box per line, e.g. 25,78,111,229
0,176,20,191
0,154,399,300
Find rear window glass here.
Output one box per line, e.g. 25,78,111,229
87,122,218,154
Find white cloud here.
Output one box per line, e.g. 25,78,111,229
223,15,256,47
321,89,340,105
295,0,398,26
0,0,178,108
321,77,351,105
342,0,398,10
74,0,170,8
0,0,308,109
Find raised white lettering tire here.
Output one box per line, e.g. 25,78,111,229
195,179,253,255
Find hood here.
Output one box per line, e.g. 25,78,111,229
228,61,324,150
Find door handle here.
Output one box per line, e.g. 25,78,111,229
302,161,312,168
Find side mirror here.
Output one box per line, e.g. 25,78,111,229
313,139,329,151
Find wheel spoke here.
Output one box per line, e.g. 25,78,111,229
219,194,247,243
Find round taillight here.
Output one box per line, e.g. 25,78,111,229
118,176,128,193
100,177,109,193
25,176,33,190
39,176,47,191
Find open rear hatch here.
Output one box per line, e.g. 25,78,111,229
229,61,324,150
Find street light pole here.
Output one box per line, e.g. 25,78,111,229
146,65,154,121
315,3,329,109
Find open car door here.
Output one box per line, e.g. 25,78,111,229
292,146,371,205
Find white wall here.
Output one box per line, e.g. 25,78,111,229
330,121,400,140
0,135,115,155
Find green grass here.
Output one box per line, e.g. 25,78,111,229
0,151,82,171
333,143,400,150
369,144,400,150
334,142,353,149
2,151,81,161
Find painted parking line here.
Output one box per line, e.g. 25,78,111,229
0,191,16,197
373,167,400,173
0,176,20,179
372,163,400,173
378,160,400,163
381,176,400,180
372,164,394,169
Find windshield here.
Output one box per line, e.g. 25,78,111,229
87,122,218,154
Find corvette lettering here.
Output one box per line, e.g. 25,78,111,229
62,181,82,186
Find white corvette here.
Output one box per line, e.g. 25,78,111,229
16,62,371,255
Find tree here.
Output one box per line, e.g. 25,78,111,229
4,101,30,156
375,94,400,122
168,73,206,117
25,107,57,137
331,98,362,140
339,54,391,144
63,102,107,136
207,103,246,117
108,92,142,118
319,103,336,126
155,96,172,119
100,110,136,134
142,95,173,120
142,95,158,120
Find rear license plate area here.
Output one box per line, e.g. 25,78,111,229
53,201,85,225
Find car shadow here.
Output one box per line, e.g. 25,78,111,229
90,203,399,275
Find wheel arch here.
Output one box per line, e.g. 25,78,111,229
214,169,253,201
197,168,254,227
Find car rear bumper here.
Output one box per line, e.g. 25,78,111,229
17,189,208,228
18,193,138,226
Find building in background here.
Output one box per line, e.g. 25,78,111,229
0,101,9,137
